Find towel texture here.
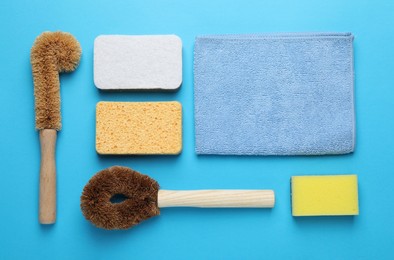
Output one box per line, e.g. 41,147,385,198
194,33,355,155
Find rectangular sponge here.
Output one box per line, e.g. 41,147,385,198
96,101,182,155
291,175,359,216
94,35,182,91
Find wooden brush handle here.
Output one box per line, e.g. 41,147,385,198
157,190,275,208
39,129,57,224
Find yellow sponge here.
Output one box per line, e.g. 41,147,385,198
291,175,359,216
96,101,182,155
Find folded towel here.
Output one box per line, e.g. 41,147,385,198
194,33,355,155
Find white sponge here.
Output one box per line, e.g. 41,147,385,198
94,35,182,91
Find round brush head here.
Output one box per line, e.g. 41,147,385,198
80,166,160,230
31,31,82,130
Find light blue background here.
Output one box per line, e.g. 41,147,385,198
0,0,393,259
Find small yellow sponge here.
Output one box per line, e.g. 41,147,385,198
291,175,359,216
96,101,182,155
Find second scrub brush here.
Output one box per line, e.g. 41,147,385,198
31,31,81,224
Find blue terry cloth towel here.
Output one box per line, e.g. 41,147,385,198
194,33,355,155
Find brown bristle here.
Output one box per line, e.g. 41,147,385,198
31,31,81,130
80,166,160,230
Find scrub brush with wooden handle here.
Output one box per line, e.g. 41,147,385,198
31,31,81,224
81,166,275,230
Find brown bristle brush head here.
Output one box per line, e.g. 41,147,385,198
31,31,81,130
81,166,160,230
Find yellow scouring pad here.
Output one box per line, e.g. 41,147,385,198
96,101,182,155
291,175,359,216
